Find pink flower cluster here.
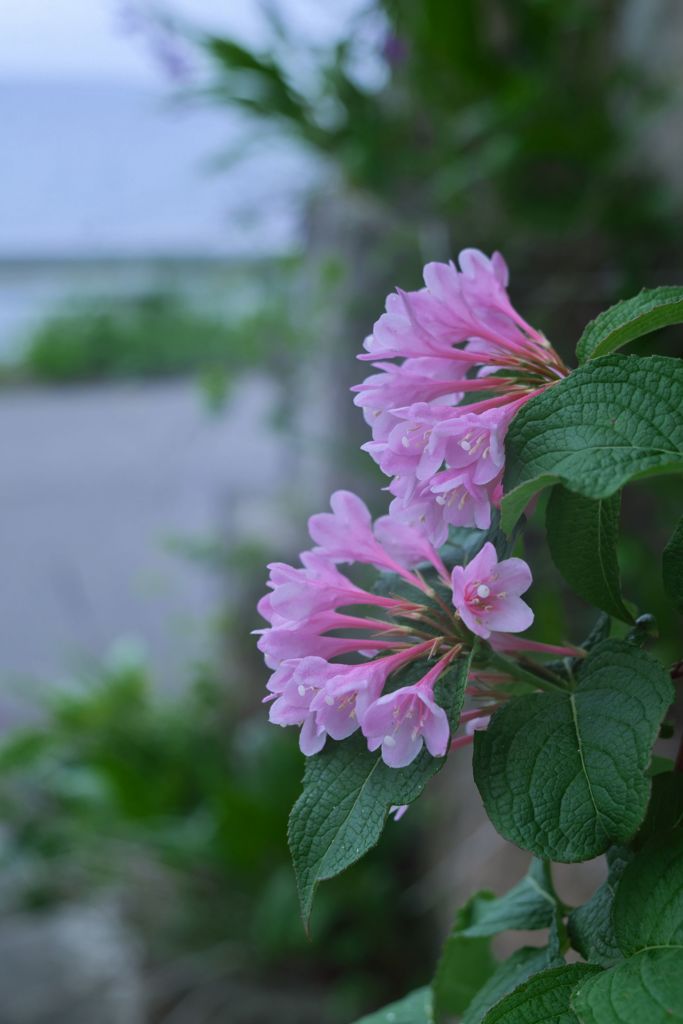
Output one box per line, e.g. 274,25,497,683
354,249,568,545
256,250,575,769
257,492,535,767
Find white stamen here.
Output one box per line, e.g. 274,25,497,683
325,694,335,706
384,734,397,747
460,439,472,451
476,584,490,599
435,495,446,506
297,684,306,697
401,435,410,448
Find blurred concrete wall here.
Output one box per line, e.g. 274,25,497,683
622,0,683,202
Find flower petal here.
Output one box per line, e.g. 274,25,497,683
484,596,534,634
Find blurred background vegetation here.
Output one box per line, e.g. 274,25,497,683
1,1,682,1021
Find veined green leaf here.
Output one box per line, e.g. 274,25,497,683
612,828,683,956
663,516,683,613
434,863,560,1022
354,986,434,1024
480,964,600,1023
576,286,683,363
459,859,557,938
546,487,632,622
288,649,474,925
473,641,673,861
501,355,683,532
634,772,683,847
461,947,556,1024
288,733,443,926
433,893,497,1020
572,949,683,1024
568,846,632,967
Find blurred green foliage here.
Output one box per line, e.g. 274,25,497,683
193,0,674,278
15,286,303,386
0,651,435,1020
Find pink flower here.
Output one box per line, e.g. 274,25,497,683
373,515,449,578
451,542,534,639
265,643,438,754
361,654,453,768
308,490,398,570
430,469,499,531
362,251,545,364
353,358,467,441
309,644,433,743
465,714,491,736
364,403,456,488
489,634,584,657
260,551,398,626
256,614,397,669
389,804,409,821
431,405,513,486
266,657,328,756
388,483,453,549
308,490,448,584
355,251,570,542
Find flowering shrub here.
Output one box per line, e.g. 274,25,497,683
257,250,683,1022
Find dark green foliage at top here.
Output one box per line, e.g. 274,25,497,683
194,0,672,258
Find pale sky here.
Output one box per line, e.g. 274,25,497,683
0,0,365,83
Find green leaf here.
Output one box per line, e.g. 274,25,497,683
480,964,600,1023
613,828,683,956
501,355,683,532
354,986,434,1024
635,772,683,847
663,516,683,613
288,733,443,925
546,488,633,622
576,286,683,364
434,648,476,731
571,949,683,1024
568,847,632,967
460,859,557,937
433,893,497,1019
434,864,559,1022
544,614,612,682
578,613,612,653
461,948,555,1024
473,641,673,861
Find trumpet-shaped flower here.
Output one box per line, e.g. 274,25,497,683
355,250,569,542
451,542,533,639
361,654,453,768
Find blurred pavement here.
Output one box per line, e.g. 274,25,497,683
0,376,292,705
